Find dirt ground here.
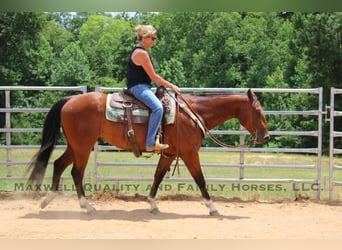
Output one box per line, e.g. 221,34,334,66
1,191,342,239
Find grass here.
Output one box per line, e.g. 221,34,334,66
1,148,342,201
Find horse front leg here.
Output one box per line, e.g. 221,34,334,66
194,173,219,216
148,155,174,213
182,152,219,216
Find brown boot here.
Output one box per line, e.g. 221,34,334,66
146,141,169,153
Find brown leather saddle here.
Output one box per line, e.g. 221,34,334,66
109,90,149,124
106,87,174,157
110,90,145,109
106,87,174,124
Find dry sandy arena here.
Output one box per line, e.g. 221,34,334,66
1,191,342,239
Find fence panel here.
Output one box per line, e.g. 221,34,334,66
94,87,323,200
329,87,342,201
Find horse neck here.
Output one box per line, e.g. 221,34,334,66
190,94,248,130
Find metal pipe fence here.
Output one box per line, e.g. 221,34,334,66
0,86,324,200
0,86,87,181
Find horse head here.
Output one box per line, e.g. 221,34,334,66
239,89,270,144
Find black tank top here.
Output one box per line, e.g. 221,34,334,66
126,46,152,89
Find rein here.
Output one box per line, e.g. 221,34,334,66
174,92,257,148
205,130,256,148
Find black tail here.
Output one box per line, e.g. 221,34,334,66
27,97,69,187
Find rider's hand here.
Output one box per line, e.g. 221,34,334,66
170,84,180,93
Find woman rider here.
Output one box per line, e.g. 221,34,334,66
126,24,180,152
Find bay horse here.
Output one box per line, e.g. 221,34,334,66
28,89,269,215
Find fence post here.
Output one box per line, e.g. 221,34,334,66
329,87,335,201
5,90,11,177
239,124,245,179
316,87,323,200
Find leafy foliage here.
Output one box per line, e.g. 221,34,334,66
0,12,341,150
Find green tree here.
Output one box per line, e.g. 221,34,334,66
42,18,74,56
0,12,47,85
0,12,50,142
50,42,92,87
294,13,342,150
79,15,133,88
141,12,216,87
49,12,93,39
300,13,342,90
2,12,340,149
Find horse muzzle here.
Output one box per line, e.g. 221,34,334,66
255,132,270,144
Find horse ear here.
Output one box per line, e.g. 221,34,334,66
247,89,254,104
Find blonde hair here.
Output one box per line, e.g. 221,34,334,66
135,24,157,41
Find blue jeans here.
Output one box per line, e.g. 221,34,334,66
128,84,163,148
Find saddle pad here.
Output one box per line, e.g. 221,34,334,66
105,93,176,125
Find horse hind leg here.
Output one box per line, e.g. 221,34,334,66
70,166,95,213
71,157,96,213
41,147,73,209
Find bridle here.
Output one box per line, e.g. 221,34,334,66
162,89,260,175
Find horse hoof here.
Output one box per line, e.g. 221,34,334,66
79,196,96,213
86,205,96,214
209,210,220,216
40,199,49,209
149,207,160,214
40,192,58,209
